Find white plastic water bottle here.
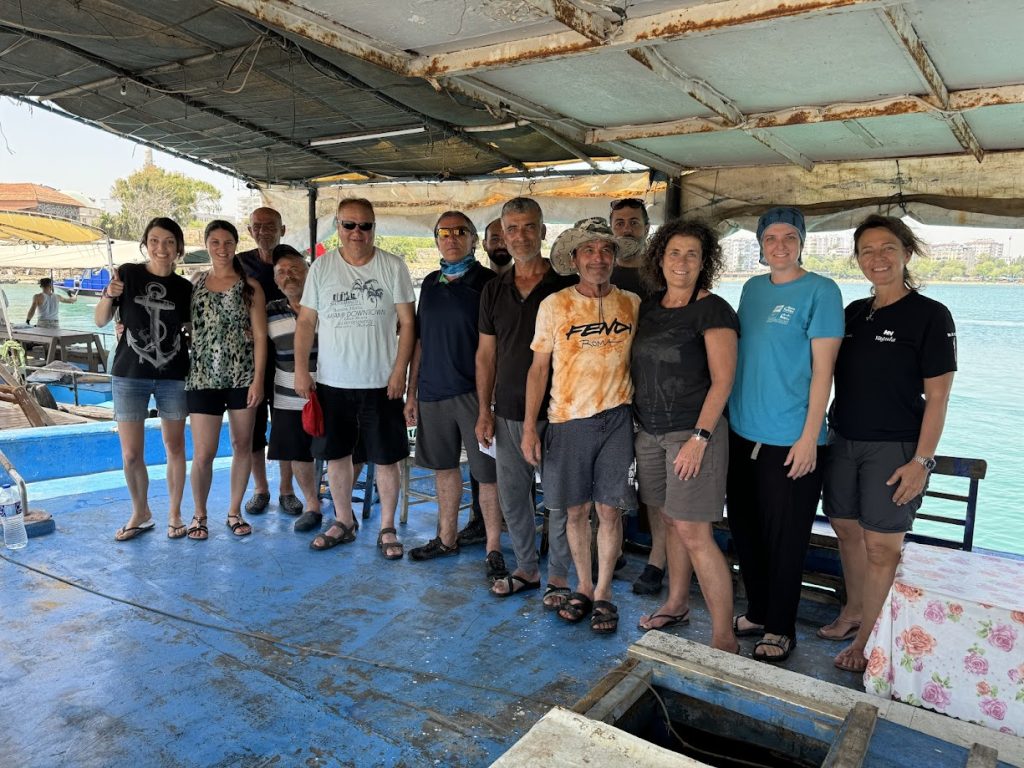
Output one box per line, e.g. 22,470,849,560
0,483,28,550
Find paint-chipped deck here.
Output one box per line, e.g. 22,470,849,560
2,463,865,767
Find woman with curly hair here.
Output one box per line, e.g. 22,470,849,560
185,220,267,540
632,219,740,653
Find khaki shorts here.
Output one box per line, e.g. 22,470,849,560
634,421,728,522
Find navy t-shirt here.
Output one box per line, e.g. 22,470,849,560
237,249,285,305
416,262,496,402
830,291,957,442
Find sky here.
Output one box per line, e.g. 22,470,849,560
1,96,1021,259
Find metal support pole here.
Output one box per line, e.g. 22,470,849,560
307,186,318,261
664,176,683,222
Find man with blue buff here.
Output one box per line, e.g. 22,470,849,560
404,211,504,578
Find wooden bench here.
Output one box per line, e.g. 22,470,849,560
716,454,987,603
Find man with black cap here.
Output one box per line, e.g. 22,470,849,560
522,217,642,633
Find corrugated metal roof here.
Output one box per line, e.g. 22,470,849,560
0,1,1022,223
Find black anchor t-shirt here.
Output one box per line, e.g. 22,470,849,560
110,262,193,380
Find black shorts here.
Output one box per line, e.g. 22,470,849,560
267,408,316,462
315,384,409,465
187,387,250,415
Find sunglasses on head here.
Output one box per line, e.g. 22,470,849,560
610,197,646,210
435,226,472,238
339,220,374,231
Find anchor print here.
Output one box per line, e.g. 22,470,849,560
126,282,181,369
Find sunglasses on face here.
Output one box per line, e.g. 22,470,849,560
610,197,645,211
339,220,374,231
435,226,472,238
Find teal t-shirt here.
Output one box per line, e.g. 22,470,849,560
728,272,844,446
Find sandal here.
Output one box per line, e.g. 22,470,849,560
733,614,764,637
485,550,509,582
638,610,690,632
167,523,188,539
543,585,571,610
226,514,252,537
187,515,208,541
753,634,796,663
311,520,357,551
377,527,404,560
557,592,593,623
591,601,619,634
817,618,861,642
490,573,541,598
114,519,155,541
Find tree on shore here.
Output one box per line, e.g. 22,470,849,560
101,165,220,240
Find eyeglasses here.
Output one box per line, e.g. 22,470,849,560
610,198,646,211
339,220,374,231
435,226,472,238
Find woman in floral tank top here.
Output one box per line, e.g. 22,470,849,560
185,220,267,540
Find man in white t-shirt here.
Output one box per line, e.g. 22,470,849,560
293,198,415,558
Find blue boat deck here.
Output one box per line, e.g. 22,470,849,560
3,462,870,767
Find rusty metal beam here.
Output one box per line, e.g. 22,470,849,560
627,47,744,124
525,123,600,170
879,5,984,161
522,0,620,43
407,0,886,77
43,44,253,101
216,0,413,74
747,129,814,170
583,83,1024,143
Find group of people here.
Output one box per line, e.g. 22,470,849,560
104,194,956,674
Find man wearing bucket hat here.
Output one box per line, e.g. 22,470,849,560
726,205,844,662
521,217,642,633
476,197,577,602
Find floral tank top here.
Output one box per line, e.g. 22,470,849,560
186,272,254,390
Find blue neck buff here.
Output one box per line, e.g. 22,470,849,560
438,252,475,284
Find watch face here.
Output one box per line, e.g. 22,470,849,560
925,458,937,471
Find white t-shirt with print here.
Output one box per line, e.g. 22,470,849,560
301,247,415,388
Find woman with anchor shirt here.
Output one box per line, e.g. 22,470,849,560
96,217,194,543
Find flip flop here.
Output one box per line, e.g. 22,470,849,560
491,573,541,598
817,619,862,642
638,610,690,632
733,614,764,637
167,523,188,539
543,585,571,610
114,519,155,541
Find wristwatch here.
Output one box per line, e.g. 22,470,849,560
691,428,713,442
913,455,937,472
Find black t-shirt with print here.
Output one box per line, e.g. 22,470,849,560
111,263,193,380
830,291,957,442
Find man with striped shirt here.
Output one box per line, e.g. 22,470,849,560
266,244,322,532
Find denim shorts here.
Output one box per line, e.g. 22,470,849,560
112,376,187,422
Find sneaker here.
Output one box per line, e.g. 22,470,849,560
456,516,487,547
245,492,271,515
485,550,509,582
279,493,304,516
293,510,323,533
409,537,460,561
632,563,665,596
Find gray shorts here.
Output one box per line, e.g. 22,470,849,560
822,431,924,533
635,421,728,523
543,404,636,510
415,392,496,484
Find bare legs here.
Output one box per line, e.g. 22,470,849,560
290,460,320,514
115,418,187,539
564,502,620,604
189,410,255,531
251,450,295,496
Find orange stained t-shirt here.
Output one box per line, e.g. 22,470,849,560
531,285,641,424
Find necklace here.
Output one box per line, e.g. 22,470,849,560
865,301,880,322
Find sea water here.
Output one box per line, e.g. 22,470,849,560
2,280,1022,555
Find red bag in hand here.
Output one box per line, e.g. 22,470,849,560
301,389,325,438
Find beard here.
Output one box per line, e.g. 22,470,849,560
488,247,512,267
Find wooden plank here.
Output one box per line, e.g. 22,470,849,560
965,743,999,768
821,701,878,768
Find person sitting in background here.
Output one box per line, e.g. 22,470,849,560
820,214,956,673
27,277,76,328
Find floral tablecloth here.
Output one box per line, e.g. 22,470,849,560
864,542,1024,735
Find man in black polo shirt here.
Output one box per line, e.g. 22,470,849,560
476,197,576,601
236,206,301,517
404,212,503,579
